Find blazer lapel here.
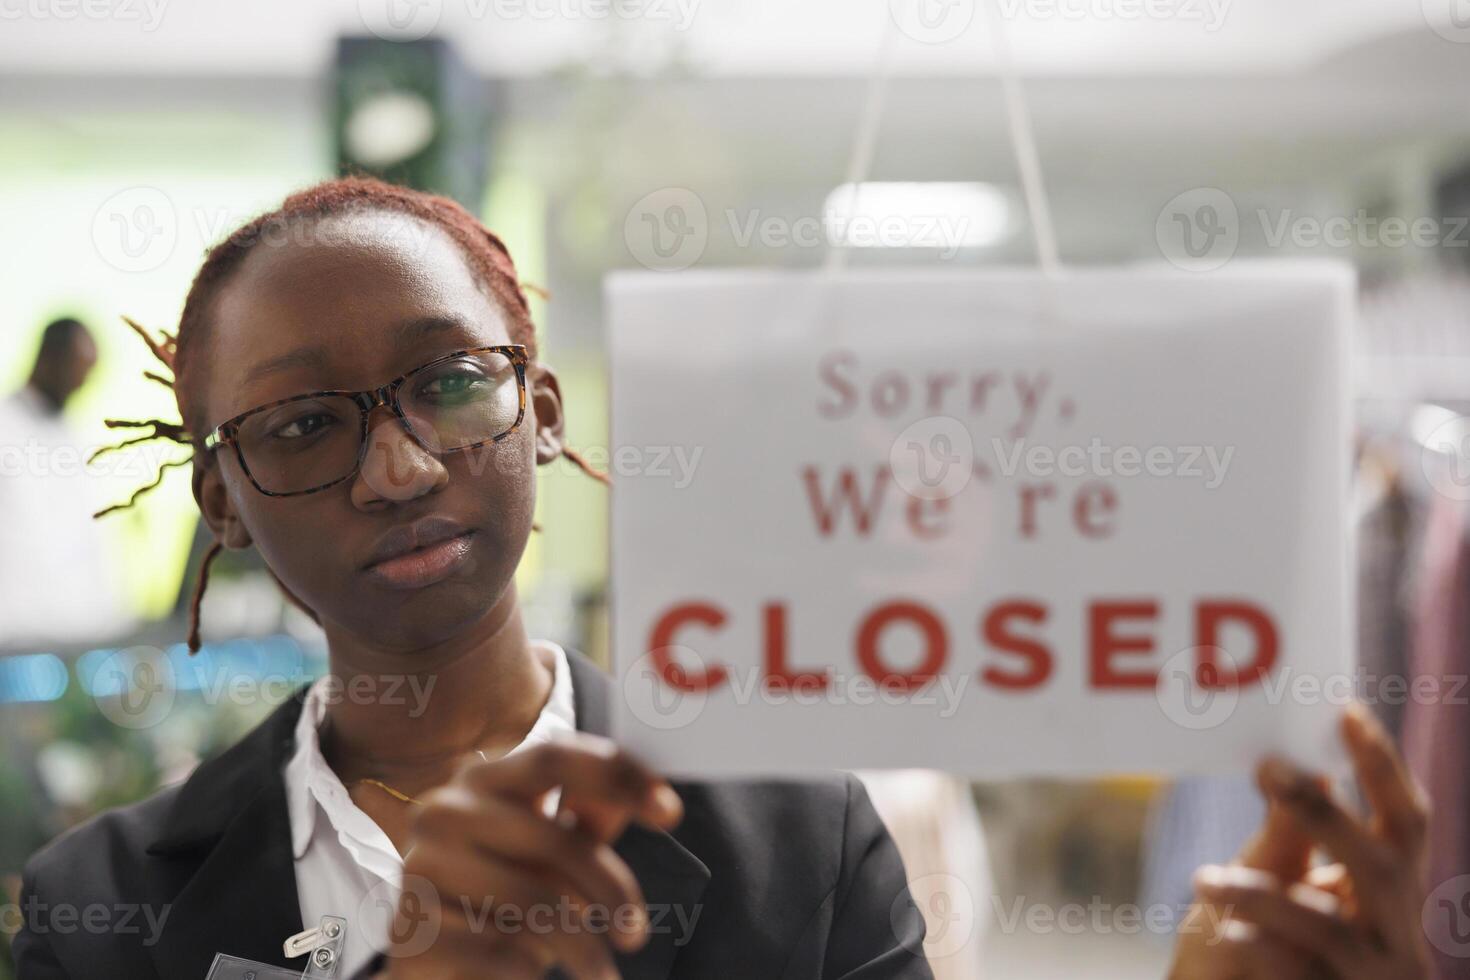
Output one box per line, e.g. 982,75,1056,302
566,651,711,980
142,654,704,979
146,691,307,980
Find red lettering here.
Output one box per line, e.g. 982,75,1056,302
816,351,858,419
980,601,1053,689
1073,481,1117,538
763,602,830,693
906,494,951,539
1196,601,1279,689
856,601,948,692
1089,601,1159,689
1018,483,1056,538
802,466,889,536
648,602,730,692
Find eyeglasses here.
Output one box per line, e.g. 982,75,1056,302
202,345,529,497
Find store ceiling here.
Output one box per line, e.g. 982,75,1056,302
0,0,1453,79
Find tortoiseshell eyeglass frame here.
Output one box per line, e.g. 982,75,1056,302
201,344,529,498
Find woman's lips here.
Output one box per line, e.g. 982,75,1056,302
364,531,476,590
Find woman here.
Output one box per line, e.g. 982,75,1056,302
12,178,1431,979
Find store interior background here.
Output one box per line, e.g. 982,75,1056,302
4,1,1470,976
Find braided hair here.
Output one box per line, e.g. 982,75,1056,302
94,176,608,653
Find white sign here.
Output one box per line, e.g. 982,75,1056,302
608,267,1353,778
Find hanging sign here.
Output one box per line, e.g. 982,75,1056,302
608,266,1352,777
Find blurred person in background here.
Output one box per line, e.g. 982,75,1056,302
0,317,131,646
13,319,94,413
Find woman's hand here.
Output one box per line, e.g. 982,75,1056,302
1168,704,1432,979
384,733,683,980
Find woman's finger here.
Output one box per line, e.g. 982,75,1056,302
420,918,549,980
412,787,649,951
1258,757,1402,933
1305,863,1348,892
1211,917,1320,979
1340,703,1430,855
466,734,682,839
1305,863,1359,920
1238,777,1314,882
407,844,621,980
1193,863,1365,977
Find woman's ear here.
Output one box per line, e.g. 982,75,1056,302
192,456,253,549
528,362,566,466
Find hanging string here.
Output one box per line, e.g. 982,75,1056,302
825,1,1060,279
981,0,1061,278
824,11,899,275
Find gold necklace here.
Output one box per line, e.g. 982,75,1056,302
355,777,423,805
353,749,490,807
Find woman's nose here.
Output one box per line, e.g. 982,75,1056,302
350,406,448,507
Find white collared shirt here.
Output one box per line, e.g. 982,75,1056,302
283,640,577,977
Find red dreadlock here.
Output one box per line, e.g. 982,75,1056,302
94,175,607,653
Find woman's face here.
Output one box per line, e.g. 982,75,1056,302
191,209,562,652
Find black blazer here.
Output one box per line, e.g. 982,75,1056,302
14,650,933,979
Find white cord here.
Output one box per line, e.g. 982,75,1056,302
825,0,1062,280
982,0,1062,278
824,12,899,275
